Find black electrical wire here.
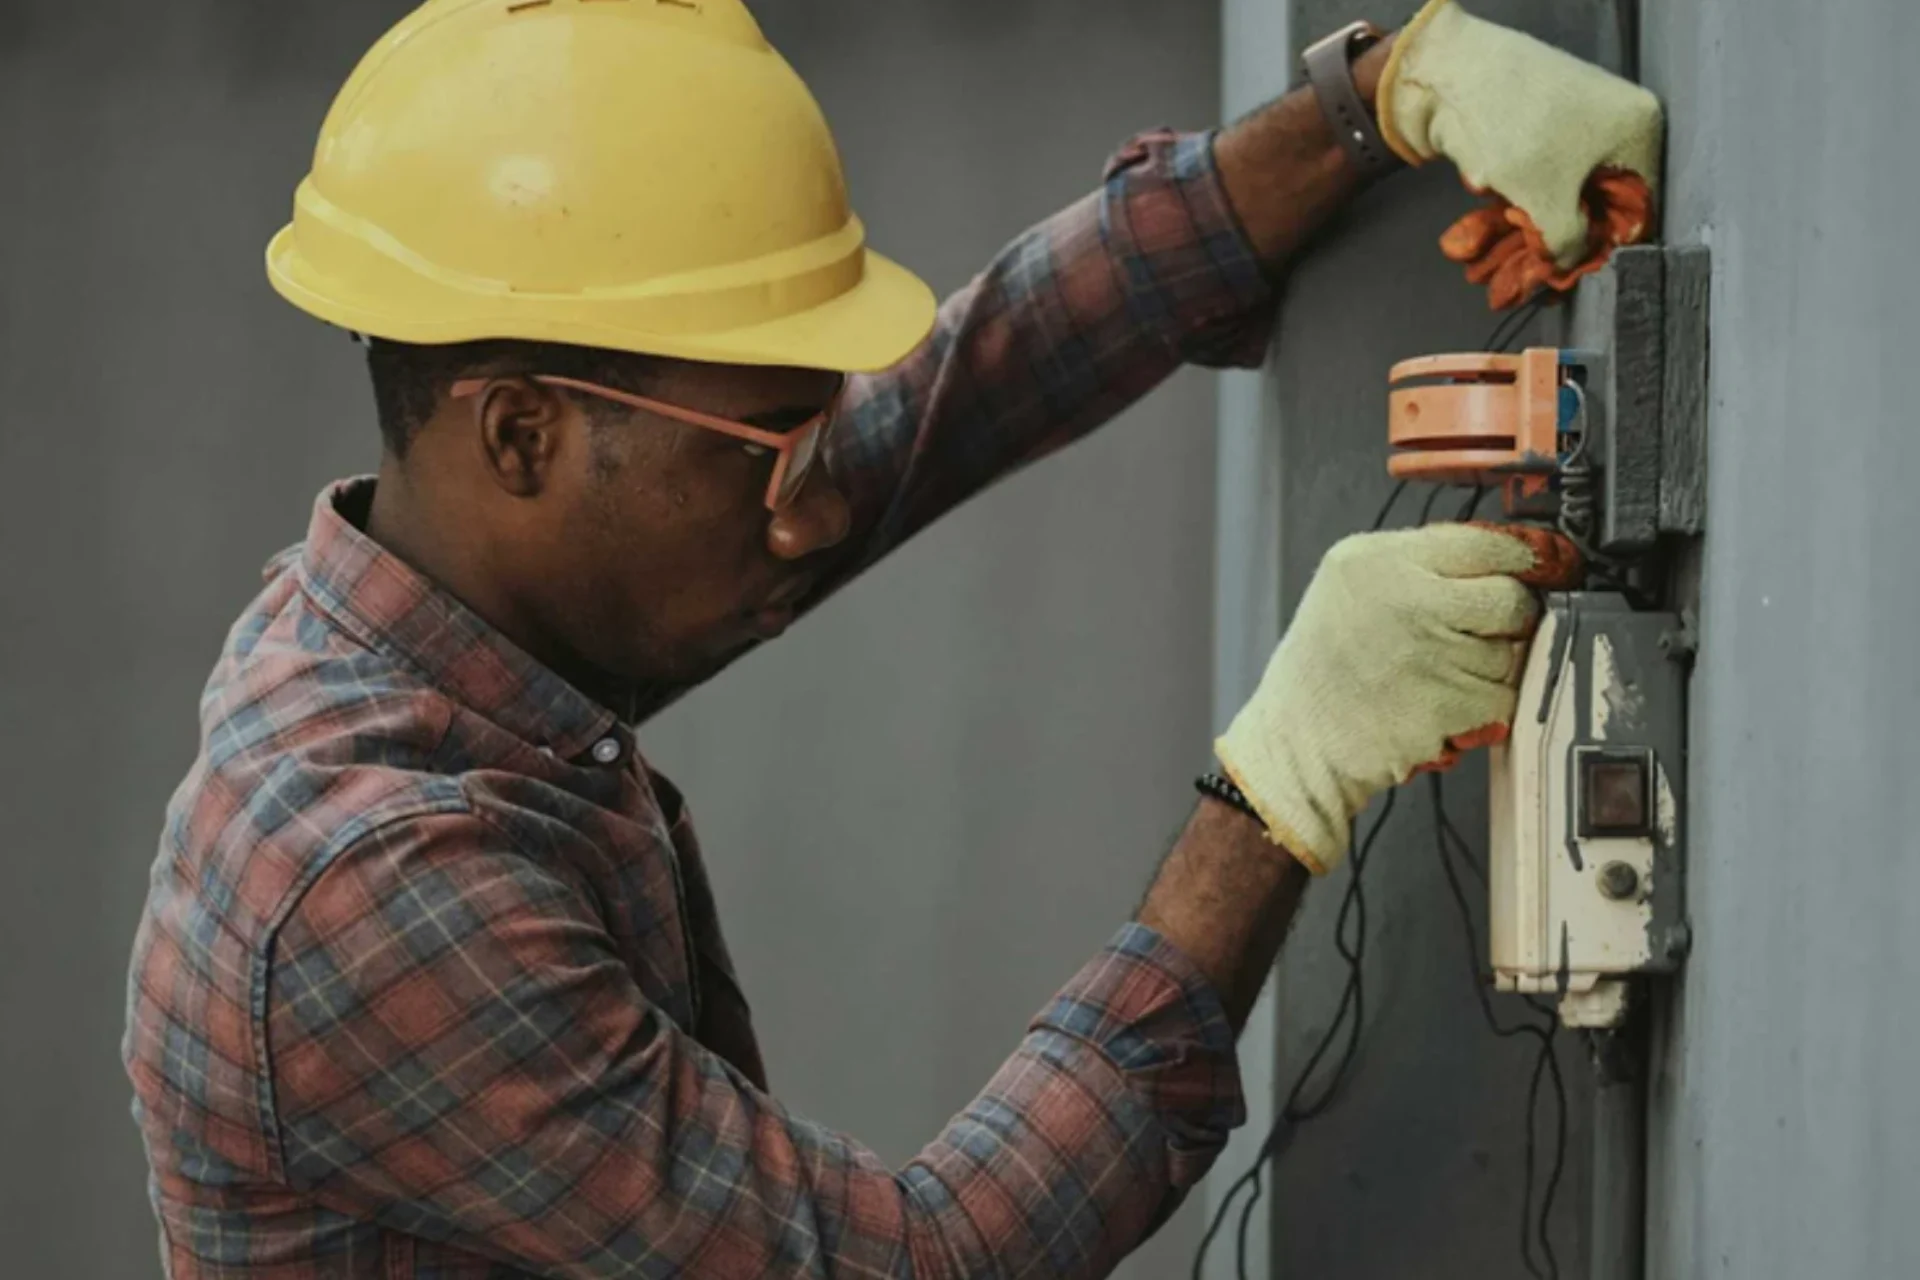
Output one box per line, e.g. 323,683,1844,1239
1190,792,1399,1280
1278,802,1377,1122
1485,290,1555,354
1199,486,1477,1280
1425,448,1573,1279
1229,792,1392,1280
1483,305,1526,355
1188,471,1432,1280
1423,472,1571,1276
1473,301,1573,1277
1196,302,1570,1280
1432,770,1485,886
1407,490,1572,1279
1396,301,1566,1280
1417,482,1448,525
1456,484,1491,523
1429,774,1570,1280
1371,479,1410,532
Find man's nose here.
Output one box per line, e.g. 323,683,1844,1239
766,465,852,561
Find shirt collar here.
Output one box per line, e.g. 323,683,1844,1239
293,477,622,763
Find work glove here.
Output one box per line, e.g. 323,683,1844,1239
1377,0,1664,308
1215,524,1581,875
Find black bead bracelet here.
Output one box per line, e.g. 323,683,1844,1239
1195,771,1266,828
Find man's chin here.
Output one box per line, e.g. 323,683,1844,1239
633,617,772,690
679,631,762,682
697,642,754,679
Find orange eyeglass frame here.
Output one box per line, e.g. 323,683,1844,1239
449,373,843,511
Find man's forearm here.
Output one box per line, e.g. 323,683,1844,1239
1213,34,1398,268
1137,798,1312,1030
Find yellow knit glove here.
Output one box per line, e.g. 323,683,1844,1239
1216,525,1558,875
1379,0,1663,269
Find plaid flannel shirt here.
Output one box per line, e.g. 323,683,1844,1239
125,130,1277,1279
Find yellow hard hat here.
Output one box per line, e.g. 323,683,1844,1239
266,0,936,373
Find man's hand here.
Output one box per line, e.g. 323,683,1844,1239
1378,0,1664,308
1136,522,1577,1023
1215,523,1580,874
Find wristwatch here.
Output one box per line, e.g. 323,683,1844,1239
1301,20,1400,183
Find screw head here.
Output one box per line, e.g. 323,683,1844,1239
1598,861,1640,901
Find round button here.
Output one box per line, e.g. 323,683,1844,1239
590,737,621,765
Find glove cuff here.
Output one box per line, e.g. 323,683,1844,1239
1375,0,1466,165
1213,726,1347,876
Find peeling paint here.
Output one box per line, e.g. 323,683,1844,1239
1654,759,1678,847
1591,633,1617,737
1590,632,1648,738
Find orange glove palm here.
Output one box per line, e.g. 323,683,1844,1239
1441,170,1656,310
1378,0,1665,310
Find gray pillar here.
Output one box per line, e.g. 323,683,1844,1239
1209,3,1628,1277
1639,1,1920,1276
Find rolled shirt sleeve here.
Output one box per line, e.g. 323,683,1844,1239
822,128,1277,578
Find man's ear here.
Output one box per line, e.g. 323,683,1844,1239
468,379,573,498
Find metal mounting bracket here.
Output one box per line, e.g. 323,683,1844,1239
1561,244,1712,552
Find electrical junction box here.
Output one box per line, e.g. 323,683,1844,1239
1487,593,1690,1028
1385,244,1710,549
1383,245,1709,1028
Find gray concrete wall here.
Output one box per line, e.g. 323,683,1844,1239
0,3,1219,1275
1638,2,1920,1276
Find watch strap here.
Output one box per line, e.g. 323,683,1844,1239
1302,21,1399,183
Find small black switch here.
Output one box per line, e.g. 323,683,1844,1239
1579,751,1652,838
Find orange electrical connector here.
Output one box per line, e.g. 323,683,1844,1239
1387,347,1567,511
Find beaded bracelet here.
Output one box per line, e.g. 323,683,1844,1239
1194,771,1266,829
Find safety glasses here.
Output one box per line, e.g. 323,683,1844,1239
449,373,843,511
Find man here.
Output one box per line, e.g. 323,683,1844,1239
124,1,1659,1275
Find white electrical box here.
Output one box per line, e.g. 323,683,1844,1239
1487,592,1688,1028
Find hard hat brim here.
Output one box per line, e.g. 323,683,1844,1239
267,227,938,376
674,248,938,375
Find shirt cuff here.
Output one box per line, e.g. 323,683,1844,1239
1032,922,1245,1189
1099,128,1279,371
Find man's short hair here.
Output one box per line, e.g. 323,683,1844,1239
364,336,663,458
